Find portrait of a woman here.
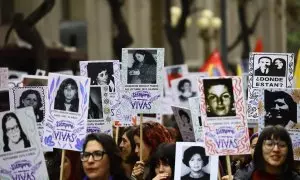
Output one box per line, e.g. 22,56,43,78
127,50,157,84
87,62,115,92
203,79,236,117
54,78,79,112
18,89,44,123
2,112,31,152
177,79,197,102
181,146,210,180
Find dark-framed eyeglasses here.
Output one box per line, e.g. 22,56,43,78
263,140,287,151
80,150,106,162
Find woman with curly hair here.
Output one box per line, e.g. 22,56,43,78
54,78,79,112
131,121,173,180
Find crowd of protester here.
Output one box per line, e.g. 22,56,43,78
43,121,300,180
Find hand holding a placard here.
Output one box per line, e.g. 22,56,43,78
131,161,145,180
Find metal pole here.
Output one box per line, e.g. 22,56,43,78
220,0,229,73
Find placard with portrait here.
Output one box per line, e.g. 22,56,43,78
9,87,49,151
172,106,195,142
0,107,49,179
247,53,294,123
198,76,250,155
121,48,164,114
189,97,203,142
171,75,199,108
174,142,218,180
86,85,112,136
43,73,90,151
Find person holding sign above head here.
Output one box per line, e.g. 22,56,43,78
177,79,197,102
54,78,79,112
81,133,129,180
128,50,157,84
181,146,210,180
254,56,272,76
2,112,31,152
250,125,300,180
203,79,236,117
131,121,173,180
148,143,176,180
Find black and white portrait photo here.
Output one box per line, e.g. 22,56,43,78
178,109,193,132
88,87,103,119
1,112,31,152
254,56,286,77
177,78,197,102
127,49,157,84
17,89,44,123
174,142,218,180
203,78,236,117
87,62,115,92
172,106,195,142
0,90,10,112
264,90,297,127
54,78,79,112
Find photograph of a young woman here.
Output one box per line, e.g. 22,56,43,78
1,112,31,152
54,78,79,112
127,50,157,84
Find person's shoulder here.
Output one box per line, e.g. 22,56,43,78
290,171,300,180
181,173,190,180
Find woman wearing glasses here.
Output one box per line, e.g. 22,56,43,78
2,112,31,152
250,125,300,179
81,133,129,180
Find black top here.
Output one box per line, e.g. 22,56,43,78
181,172,210,180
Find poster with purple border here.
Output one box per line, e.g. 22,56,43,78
121,48,164,114
198,76,250,155
43,73,90,151
0,107,49,179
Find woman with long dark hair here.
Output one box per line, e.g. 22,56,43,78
128,50,157,84
2,112,31,152
54,78,79,112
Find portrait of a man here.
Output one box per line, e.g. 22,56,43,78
264,90,297,127
255,56,272,76
203,78,236,117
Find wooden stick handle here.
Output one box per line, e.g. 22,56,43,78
115,126,119,144
226,155,232,180
59,149,66,180
139,114,143,161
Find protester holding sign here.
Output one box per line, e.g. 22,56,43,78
81,133,129,180
148,143,176,180
131,121,173,180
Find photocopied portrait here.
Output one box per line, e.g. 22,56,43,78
177,78,197,102
203,78,236,117
17,89,44,123
1,112,31,152
254,56,286,77
174,142,218,180
54,78,79,112
172,106,195,142
178,109,193,132
264,90,297,127
88,87,103,119
87,62,115,92
127,49,157,84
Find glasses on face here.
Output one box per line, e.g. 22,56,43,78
80,150,106,162
264,140,287,151
7,125,20,133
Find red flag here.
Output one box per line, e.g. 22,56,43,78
253,38,263,52
199,50,227,76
